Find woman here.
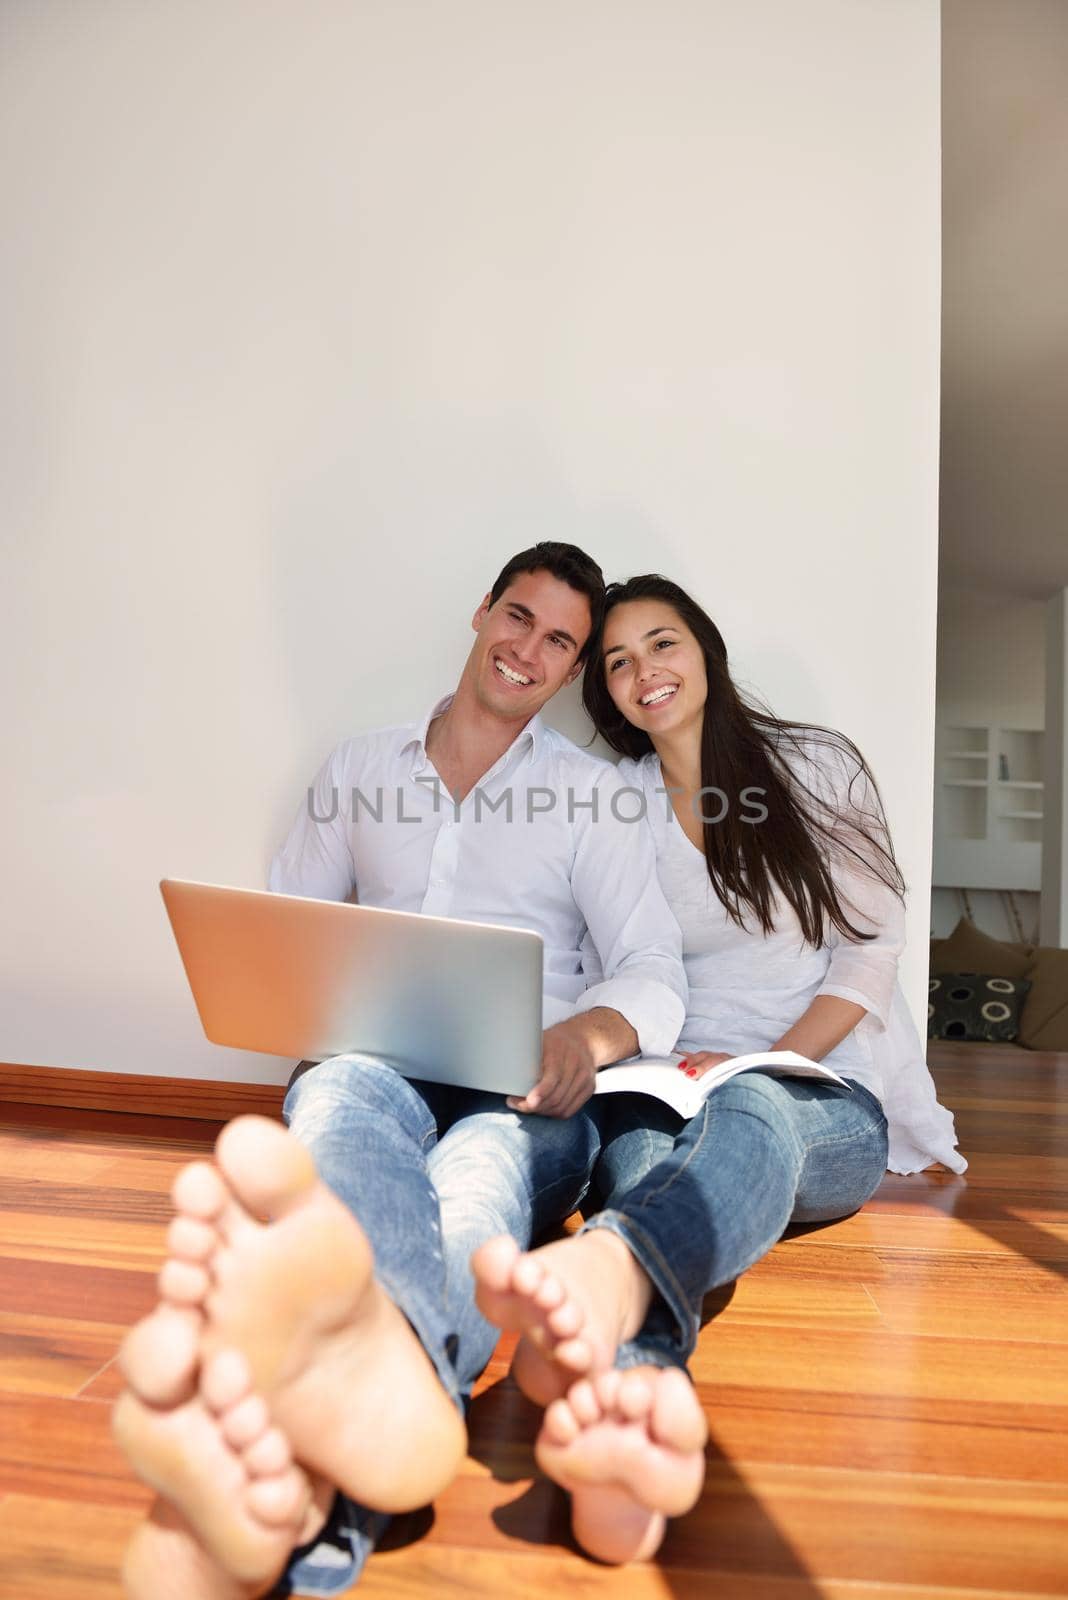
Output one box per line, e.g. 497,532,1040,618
473,575,964,1566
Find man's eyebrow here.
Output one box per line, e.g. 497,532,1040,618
603,626,677,658
507,601,579,652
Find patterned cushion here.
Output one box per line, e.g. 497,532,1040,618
928,973,1032,1043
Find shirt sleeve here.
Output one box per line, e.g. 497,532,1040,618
568,765,687,1056
267,743,357,902
810,744,904,1030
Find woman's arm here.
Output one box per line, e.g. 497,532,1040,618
684,994,868,1078
769,993,868,1061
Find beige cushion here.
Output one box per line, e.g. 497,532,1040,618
933,917,1034,981
1018,946,1068,1051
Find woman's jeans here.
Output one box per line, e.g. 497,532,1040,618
587,1070,889,1372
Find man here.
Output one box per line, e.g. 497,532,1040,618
112,542,686,1599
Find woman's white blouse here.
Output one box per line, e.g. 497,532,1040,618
617,750,966,1176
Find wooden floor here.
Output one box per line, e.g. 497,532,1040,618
1,1042,1067,1599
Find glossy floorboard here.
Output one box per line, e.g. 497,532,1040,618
1,1042,1066,1598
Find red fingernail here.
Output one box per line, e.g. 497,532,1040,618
677,1059,689,1070
686,1068,698,1078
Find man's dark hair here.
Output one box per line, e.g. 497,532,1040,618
489,542,605,663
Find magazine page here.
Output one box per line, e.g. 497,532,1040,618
593,1050,852,1119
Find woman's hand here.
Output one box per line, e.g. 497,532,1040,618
677,1051,732,1080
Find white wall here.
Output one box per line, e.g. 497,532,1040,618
935,586,1047,730
1042,589,1067,946
0,0,942,1082
931,584,1046,941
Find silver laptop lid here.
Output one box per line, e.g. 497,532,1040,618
160,879,544,1097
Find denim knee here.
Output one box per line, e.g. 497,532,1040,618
709,1071,806,1158
439,1106,598,1167
283,1054,437,1148
431,1106,599,1243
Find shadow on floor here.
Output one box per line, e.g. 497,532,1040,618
462,1373,826,1597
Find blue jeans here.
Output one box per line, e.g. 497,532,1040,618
587,1071,889,1372
276,1053,600,1596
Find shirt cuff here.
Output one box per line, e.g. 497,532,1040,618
572,976,686,1058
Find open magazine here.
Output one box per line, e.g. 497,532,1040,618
593,1049,852,1119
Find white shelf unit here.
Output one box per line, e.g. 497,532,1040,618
932,724,1044,892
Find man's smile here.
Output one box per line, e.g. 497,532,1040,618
493,655,535,688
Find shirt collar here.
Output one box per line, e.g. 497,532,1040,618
401,693,454,763
401,693,544,771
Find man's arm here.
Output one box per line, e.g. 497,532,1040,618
268,743,357,901
510,766,686,1119
507,1006,638,1118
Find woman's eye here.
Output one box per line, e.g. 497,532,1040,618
654,638,675,651
608,657,627,672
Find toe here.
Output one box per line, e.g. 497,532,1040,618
246,1468,309,1528
172,1160,228,1221
551,1334,594,1374
541,1396,581,1447
215,1197,257,1249
220,1392,270,1450
592,1368,623,1411
651,1368,709,1453
200,1347,254,1413
166,1215,217,1263
215,1117,317,1219
532,1272,566,1313
242,1426,292,1479
158,1257,211,1307
545,1298,584,1340
471,1235,520,1293
566,1378,601,1426
119,1306,200,1406
511,1255,545,1298
616,1370,655,1422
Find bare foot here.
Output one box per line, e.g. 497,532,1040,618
113,1305,328,1597
161,1115,466,1513
536,1367,707,1564
471,1231,653,1404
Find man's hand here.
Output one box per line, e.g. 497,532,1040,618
507,1015,616,1119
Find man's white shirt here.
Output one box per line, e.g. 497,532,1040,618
269,696,686,1055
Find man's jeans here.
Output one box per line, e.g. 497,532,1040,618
277,1053,600,1596
587,1071,889,1372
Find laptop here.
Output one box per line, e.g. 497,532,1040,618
159,879,544,1097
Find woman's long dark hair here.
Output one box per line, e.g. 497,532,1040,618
582,575,905,945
